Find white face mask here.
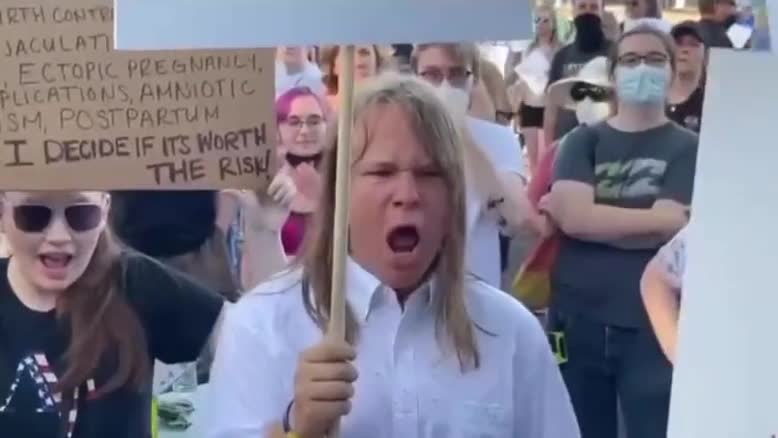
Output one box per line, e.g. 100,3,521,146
575,97,611,126
435,81,470,120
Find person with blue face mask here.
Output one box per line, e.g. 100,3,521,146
539,24,698,438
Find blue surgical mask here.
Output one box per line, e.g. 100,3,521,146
615,64,670,105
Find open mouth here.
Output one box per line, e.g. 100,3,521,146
386,225,420,253
39,253,73,269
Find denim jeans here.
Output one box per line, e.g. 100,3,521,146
548,309,673,438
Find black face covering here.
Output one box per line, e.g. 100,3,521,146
285,151,322,168
722,14,737,29
574,13,605,53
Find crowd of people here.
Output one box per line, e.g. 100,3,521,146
0,0,759,437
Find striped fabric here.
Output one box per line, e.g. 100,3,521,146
0,352,96,438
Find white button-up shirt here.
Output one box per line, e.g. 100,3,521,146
200,259,579,438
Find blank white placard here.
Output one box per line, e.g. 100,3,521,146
668,49,778,438
114,0,533,50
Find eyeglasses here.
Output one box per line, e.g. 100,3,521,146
283,115,324,130
534,17,551,24
418,67,473,88
626,0,640,7
617,52,670,68
12,204,102,233
570,82,611,102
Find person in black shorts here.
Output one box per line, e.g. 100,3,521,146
511,4,560,175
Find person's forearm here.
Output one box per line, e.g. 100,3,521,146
241,228,289,290
641,261,680,364
495,173,537,237
557,204,669,242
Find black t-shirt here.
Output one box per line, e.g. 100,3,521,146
547,41,612,141
0,252,224,438
668,87,705,133
551,122,698,328
697,18,733,48
109,191,218,258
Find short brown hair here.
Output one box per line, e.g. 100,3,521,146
411,43,482,81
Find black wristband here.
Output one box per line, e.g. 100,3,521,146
282,399,295,433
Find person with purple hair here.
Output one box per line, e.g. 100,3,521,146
275,87,327,254
233,87,327,289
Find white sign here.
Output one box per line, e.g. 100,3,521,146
667,49,778,438
114,0,534,50
768,0,778,49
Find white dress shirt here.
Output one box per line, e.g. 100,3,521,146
200,259,579,438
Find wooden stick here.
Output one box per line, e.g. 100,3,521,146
326,44,356,438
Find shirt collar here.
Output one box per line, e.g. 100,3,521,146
346,258,439,322
345,258,383,322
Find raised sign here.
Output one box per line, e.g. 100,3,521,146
114,0,534,50
0,0,275,189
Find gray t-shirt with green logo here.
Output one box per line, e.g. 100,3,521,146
551,122,698,328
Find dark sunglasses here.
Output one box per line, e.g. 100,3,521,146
570,82,611,103
12,204,102,233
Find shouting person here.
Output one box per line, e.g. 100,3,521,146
201,74,580,438
0,191,225,438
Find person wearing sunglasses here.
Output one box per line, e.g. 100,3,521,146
509,5,561,176
0,191,225,438
547,56,613,128
411,43,536,288
543,0,612,147
540,26,697,438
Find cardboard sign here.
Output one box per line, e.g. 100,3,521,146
667,50,778,438
114,0,534,50
0,0,275,190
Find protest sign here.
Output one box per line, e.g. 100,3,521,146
667,50,778,438
0,0,275,190
114,0,534,50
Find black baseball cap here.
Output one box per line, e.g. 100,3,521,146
671,21,705,45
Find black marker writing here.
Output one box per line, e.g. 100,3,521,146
146,158,207,185
3,139,34,167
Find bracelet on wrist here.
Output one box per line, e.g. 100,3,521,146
283,399,295,433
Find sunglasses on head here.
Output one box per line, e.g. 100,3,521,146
570,82,610,102
12,204,102,233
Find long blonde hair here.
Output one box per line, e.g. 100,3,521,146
298,73,481,371
528,5,560,53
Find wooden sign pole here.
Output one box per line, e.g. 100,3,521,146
327,44,356,438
